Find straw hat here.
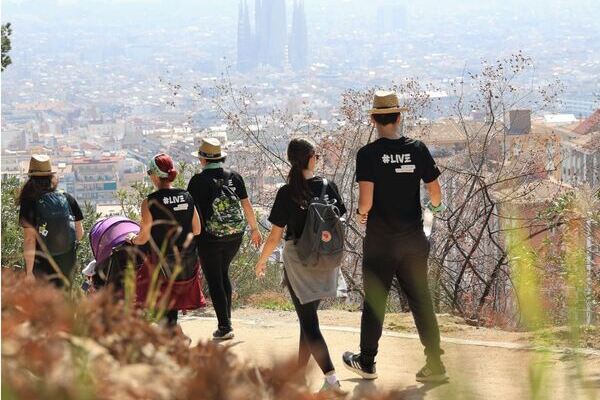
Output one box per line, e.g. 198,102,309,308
192,137,227,160
369,90,409,115
27,154,57,177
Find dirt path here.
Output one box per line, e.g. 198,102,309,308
180,309,600,400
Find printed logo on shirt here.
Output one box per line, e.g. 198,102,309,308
173,203,189,212
163,194,186,205
382,153,412,164
321,230,332,243
395,165,416,173
382,153,415,174
227,179,236,191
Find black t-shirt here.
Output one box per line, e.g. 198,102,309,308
356,136,441,236
147,188,196,255
187,168,249,242
269,177,347,241
19,191,84,253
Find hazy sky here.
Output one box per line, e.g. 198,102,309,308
4,0,600,29
2,0,599,90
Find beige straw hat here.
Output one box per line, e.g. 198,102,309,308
192,137,227,160
27,154,57,177
369,90,410,115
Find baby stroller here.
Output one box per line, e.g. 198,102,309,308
88,216,142,292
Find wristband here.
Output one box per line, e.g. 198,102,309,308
427,201,446,214
356,208,367,216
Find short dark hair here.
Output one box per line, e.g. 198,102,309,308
372,113,400,126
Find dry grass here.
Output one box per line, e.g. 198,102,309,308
3,270,411,400
246,291,295,312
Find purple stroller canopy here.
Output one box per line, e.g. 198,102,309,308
89,216,140,265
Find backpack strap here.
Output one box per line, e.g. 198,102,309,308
220,170,239,198
319,178,329,201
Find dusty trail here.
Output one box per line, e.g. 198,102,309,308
180,310,600,400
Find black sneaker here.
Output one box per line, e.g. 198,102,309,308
416,358,448,383
342,351,378,380
212,328,234,341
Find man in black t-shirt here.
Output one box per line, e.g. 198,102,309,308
343,91,447,383
187,138,262,340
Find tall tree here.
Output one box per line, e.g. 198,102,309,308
1,22,12,72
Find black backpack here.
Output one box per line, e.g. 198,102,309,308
295,179,345,269
35,191,76,256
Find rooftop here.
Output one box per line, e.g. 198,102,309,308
573,109,600,135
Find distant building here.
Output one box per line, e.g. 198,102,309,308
503,110,562,180
256,0,287,69
376,2,407,35
560,98,600,118
561,132,600,187
289,0,308,71
237,0,300,71
237,0,255,72
573,109,600,135
72,156,122,205
507,109,532,135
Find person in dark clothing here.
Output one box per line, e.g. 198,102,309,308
18,155,84,288
343,91,448,383
128,153,203,329
187,138,262,340
255,138,347,394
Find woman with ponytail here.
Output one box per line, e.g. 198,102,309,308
129,153,205,329
255,138,347,393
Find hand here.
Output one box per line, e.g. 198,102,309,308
126,233,137,245
250,229,263,248
25,273,35,283
255,261,267,279
356,212,368,225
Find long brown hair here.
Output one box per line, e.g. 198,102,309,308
17,176,57,205
286,138,316,206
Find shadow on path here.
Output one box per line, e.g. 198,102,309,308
345,378,448,400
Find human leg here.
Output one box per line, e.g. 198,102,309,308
287,280,335,375
199,245,231,332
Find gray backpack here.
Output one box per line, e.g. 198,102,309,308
295,179,345,269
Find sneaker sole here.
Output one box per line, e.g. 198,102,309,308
416,373,448,383
342,361,378,380
212,332,234,341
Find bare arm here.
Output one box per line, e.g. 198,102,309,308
191,207,201,236
357,181,374,224
75,221,84,241
255,225,284,277
23,227,37,277
241,198,263,247
131,199,152,245
241,198,258,231
425,179,442,207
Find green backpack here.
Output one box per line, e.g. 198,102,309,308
35,191,76,256
205,171,247,238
